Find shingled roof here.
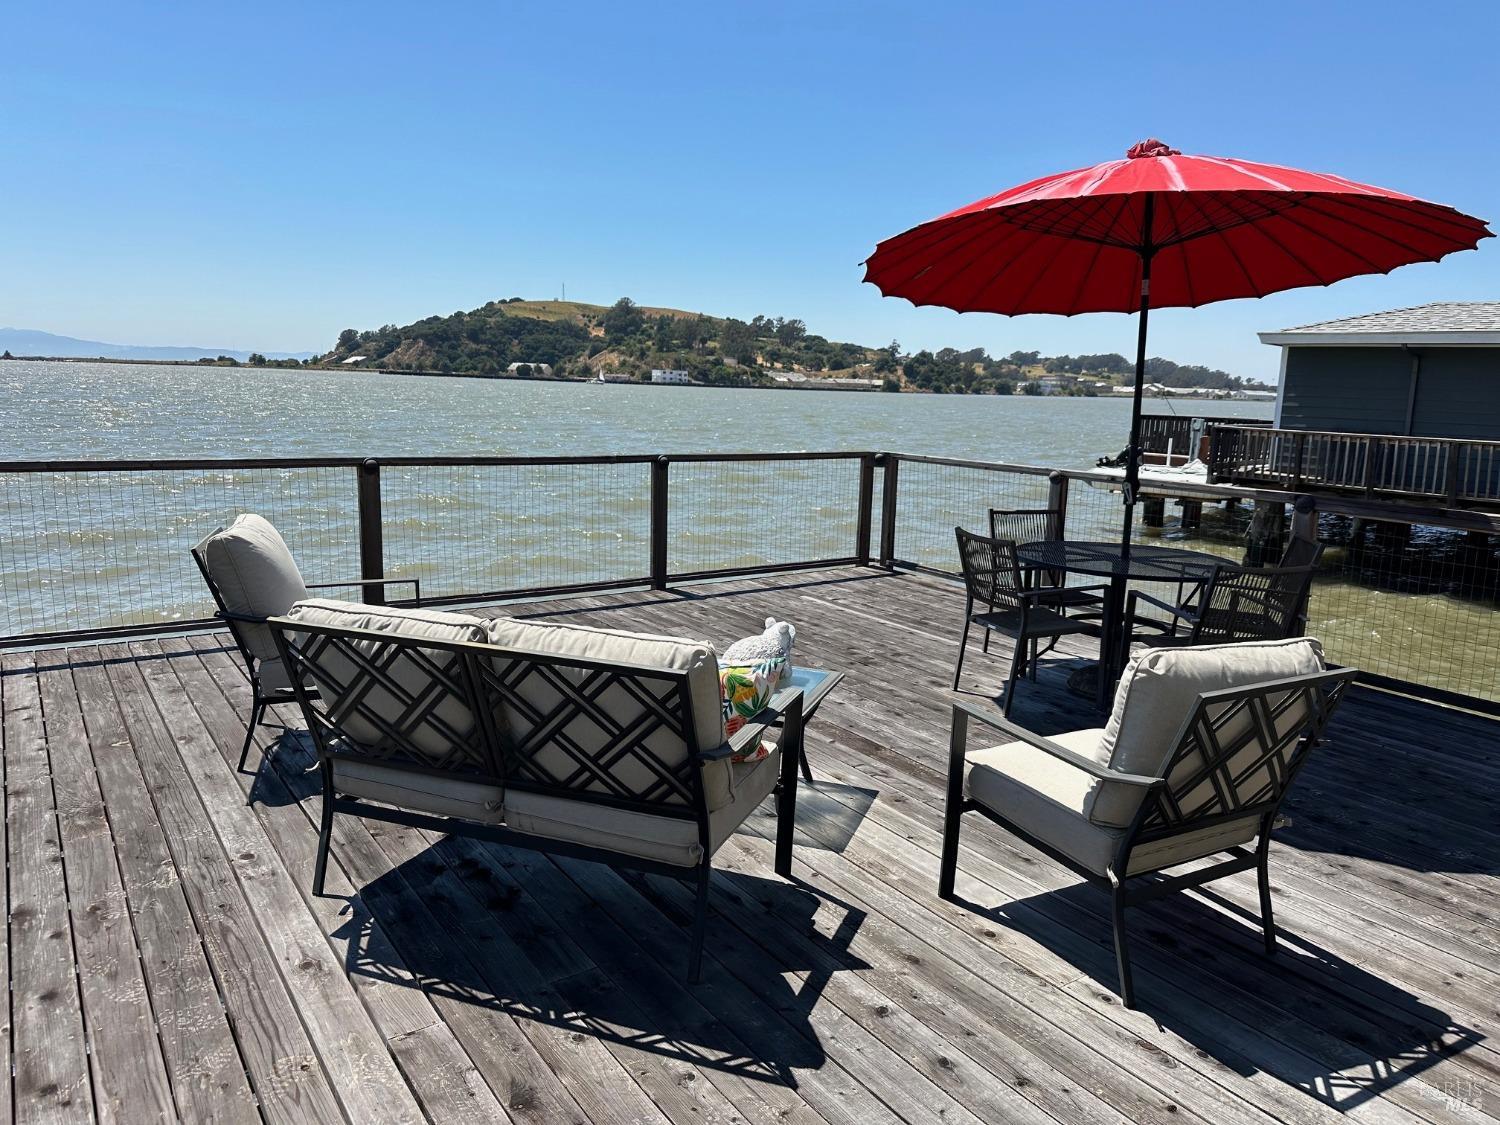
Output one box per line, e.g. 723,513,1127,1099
1260,302,1500,345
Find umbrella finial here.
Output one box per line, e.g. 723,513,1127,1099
1127,139,1180,159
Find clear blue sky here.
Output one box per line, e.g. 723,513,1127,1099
5,0,1497,378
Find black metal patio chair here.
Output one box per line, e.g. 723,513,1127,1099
987,507,1105,616
940,637,1355,1007
953,527,1105,715
191,514,421,771
1125,561,1317,648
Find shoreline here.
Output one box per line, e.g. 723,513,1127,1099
0,355,1270,400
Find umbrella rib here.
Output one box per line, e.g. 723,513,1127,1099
937,215,1055,310
1065,197,1129,315
1300,193,1491,250
1256,198,1407,274
1164,200,1200,307
1180,191,1262,299
954,193,1128,310
864,211,1000,279
1214,192,1337,286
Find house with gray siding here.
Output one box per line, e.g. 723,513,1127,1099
1259,302,1500,440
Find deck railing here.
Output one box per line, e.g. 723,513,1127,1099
0,453,875,646
1207,424,1500,507
1,450,1496,708
1138,414,1269,458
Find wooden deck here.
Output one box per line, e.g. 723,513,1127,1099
3,567,1498,1124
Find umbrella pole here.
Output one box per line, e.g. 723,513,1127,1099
1123,245,1154,560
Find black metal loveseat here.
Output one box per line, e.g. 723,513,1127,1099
268,599,802,981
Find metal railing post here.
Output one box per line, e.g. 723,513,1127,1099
855,454,875,566
1047,470,1070,536
357,458,385,604
650,456,670,589
878,453,899,569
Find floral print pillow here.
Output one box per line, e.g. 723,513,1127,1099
718,657,785,762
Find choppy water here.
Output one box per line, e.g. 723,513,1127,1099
0,359,1273,461
1,360,1495,703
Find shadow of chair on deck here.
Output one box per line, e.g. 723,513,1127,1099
946,877,1485,1115
328,835,868,1088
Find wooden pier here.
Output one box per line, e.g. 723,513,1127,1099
3,567,1496,1123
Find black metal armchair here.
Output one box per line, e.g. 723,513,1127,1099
953,527,1105,715
191,514,421,771
940,640,1354,1007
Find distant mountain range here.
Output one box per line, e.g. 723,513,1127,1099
0,328,313,363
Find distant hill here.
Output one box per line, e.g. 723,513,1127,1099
0,328,313,363
321,297,1267,396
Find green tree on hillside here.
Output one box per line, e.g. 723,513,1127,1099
602,298,646,341
719,318,756,364
775,318,806,346
337,328,360,351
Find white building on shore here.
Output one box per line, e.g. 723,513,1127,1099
650,368,693,385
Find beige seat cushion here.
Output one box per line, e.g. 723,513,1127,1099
199,514,310,661
1087,638,1325,827
332,757,505,823
502,746,782,867
965,736,1259,877
258,656,295,694
483,617,734,809
285,599,489,764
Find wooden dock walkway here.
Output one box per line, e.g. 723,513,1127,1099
2,567,1497,1123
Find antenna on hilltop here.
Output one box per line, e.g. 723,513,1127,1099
560,282,566,302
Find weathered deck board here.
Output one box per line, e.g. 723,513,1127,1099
36,657,177,1123
3,650,95,1123
3,567,1498,1125
68,655,261,1123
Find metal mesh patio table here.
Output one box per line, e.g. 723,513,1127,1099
1016,540,1227,706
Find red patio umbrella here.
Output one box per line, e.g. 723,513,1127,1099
863,138,1490,544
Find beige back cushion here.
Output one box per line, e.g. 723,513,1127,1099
483,617,726,807
199,514,310,661
1088,637,1326,826
284,599,490,767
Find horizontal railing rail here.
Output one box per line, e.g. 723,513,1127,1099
1208,424,1500,507
2,448,1496,711
0,452,878,647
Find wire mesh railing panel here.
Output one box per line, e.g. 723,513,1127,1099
1306,516,1500,702
886,457,1500,703
380,461,652,599
666,457,864,575
0,465,358,637
890,459,1058,570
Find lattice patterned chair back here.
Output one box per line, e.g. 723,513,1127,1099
274,601,502,781
1193,563,1318,644
477,646,707,813
1133,666,1351,844
955,527,1028,613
